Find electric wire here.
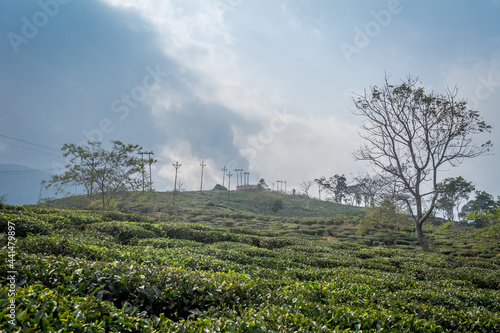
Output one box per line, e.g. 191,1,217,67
0,134,60,152
0,139,62,158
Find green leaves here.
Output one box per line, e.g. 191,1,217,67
1,205,500,332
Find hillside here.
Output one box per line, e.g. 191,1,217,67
44,189,364,217
1,203,499,331
44,190,482,254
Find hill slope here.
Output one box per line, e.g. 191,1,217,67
1,204,499,331
45,189,363,216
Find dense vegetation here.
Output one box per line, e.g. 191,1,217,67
1,192,499,332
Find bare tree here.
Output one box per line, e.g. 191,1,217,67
0,193,8,203
352,172,382,206
352,75,492,251
176,178,185,191
300,180,313,197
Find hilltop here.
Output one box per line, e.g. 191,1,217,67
43,188,364,218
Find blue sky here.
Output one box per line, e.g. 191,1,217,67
1,0,499,201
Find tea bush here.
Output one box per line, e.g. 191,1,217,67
1,205,499,332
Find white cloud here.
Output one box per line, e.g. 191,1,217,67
235,113,363,190
103,0,282,123
156,139,224,191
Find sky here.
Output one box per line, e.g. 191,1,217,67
1,0,499,202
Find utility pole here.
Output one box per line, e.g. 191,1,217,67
227,171,233,201
38,180,45,203
284,181,287,194
138,151,154,191
172,161,182,204
234,168,243,188
221,166,227,187
234,169,239,187
244,172,249,185
138,151,147,192
145,151,154,190
200,160,206,192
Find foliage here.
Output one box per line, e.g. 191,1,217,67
257,178,268,189
246,191,284,214
47,140,150,210
357,199,410,247
315,174,349,204
467,208,500,243
1,204,499,332
461,190,498,225
437,176,475,222
352,75,492,251
212,184,227,191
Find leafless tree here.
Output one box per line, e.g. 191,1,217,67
300,180,313,197
352,75,492,251
176,178,185,191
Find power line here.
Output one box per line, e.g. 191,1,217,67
0,168,54,176
0,134,60,152
0,139,62,158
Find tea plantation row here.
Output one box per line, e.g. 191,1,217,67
1,204,499,332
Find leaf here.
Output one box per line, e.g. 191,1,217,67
17,308,27,322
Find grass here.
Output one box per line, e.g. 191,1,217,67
44,189,364,218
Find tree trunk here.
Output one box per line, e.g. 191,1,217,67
102,190,106,210
415,222,429,252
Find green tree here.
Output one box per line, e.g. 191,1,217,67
460,190,497,227
257,178,268,189
314,174,348,204
247,191,284,214
467,208,500,243
358,199,407,247
352,75,492,251
437,176,475,222
48,140,147,210
333,174,348,204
